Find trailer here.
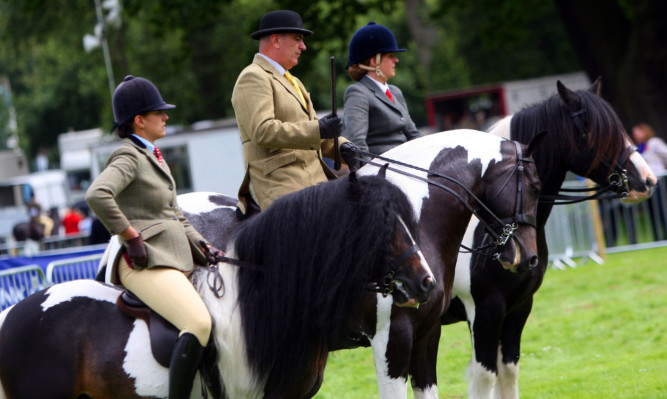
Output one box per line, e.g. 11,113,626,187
425,72,591,132
90,118,245,197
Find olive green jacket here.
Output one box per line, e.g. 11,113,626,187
86,137,207,272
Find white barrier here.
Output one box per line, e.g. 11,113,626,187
545,176,667,268
46,254,104,285
0,264,48,310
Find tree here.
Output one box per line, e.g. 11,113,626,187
555,0,667,136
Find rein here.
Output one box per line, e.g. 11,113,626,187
352,143,535,254
538,106,634,205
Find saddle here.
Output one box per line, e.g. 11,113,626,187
116,290,179,368
116,291,225,398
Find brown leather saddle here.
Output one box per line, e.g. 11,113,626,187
116,290,179,368
116,291,224,398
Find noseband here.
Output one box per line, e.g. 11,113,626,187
539,104,634,205
366,243,420,297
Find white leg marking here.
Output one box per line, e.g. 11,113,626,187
414,385,439,399
371,294,408,399
496,347,519,399
467,360,496,399
124,319,169,398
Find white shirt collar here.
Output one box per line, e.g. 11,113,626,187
131,134,155,152
366,75,390,93
257,53,286,76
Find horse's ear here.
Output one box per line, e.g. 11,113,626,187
348,171,362,198
377,163,389,179
556,80,581,111
526,131,548,157
588,76,602,96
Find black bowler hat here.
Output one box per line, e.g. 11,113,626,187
250,10,313,40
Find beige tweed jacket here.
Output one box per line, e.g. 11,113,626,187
231,54,348,213
86,137,207,272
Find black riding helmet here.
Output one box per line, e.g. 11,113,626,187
347,22,406,67
112,75,175,126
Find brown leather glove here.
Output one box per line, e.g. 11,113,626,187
125,235,147,268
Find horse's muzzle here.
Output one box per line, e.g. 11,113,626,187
392,275,435,308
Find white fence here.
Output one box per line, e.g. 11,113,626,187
545,176,667,268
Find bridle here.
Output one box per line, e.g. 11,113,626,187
366,242,420,297
352,141,537,260
538,103,635,205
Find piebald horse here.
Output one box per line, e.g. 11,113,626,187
443,79,656,398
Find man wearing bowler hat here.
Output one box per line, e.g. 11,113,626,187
231,10,357,214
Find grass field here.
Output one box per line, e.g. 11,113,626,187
314,246,667,398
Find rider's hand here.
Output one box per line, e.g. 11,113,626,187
203,243,225,265
125,235,148,268
341,142,360,171
318,113,342,139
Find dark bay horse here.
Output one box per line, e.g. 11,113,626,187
443,79,656,398
0,173,435,399
175,130,544,398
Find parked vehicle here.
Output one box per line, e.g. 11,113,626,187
425,72,591,132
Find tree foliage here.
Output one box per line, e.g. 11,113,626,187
0,0,664,168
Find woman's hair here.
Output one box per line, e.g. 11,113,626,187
348,63,368,82
116,121,135,138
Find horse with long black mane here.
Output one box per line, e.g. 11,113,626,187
443,78,656,398
0,172,435,399
163,129,544,398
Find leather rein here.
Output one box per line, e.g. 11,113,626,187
537,105,634,205
352,141,536,261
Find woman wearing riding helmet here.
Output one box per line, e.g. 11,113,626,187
342,22,423,158
86,75,224,399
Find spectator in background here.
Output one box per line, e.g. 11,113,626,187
632,122,667,175
342,22,423,158
631,122,667,240
62,206,83,235
27,192,54,237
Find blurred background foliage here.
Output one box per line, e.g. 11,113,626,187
0,0,664,167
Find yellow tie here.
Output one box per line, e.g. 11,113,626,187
284,71,307,109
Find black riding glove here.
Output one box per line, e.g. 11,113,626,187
318,113,342,139
125,235,148,268
341,142,361,171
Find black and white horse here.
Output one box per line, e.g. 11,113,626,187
443,79,656,398
0,173,435,399
174,130,544,398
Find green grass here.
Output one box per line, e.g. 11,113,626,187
315,246,667,398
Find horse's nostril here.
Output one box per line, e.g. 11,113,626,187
529,255,539,268
422,276,435,291
647,178,656,188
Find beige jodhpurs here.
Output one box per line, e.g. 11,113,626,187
118,258,212,346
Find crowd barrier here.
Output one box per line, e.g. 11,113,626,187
0,252,104,310
0,264,49,310
545,175,667,268
0,232,91,257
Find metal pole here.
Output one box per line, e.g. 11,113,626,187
94,0,116,101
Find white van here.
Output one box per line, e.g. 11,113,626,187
0,170,69,242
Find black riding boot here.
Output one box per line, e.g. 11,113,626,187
169,333,205,399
